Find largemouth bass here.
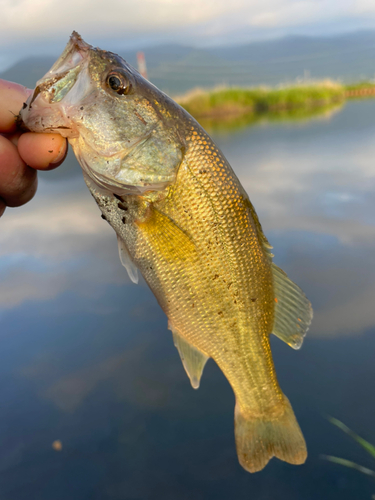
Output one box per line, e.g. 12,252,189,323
19,32,313,473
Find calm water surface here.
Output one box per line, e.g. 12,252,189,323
1,100,375,499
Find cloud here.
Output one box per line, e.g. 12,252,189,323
0,182,132,309
0,193,108,260
223,116,375,247
355,0,375,14
0,0,244,43
249,0,354,29
0,269,69,309
1,0,375,54
1,0,375,76
40,344,174,413
1,147,375,337
312,282,375,336
19,329,183,413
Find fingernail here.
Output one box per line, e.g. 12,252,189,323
50,140,68,165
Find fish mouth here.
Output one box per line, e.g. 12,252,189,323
33,31,91,105
47,32,91,78
37,32,91,104
19,32,92,136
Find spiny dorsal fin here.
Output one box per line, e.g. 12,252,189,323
117,235,139,284
272,263,313,349
168,322,209,389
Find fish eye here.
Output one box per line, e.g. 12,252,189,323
106,72,132,95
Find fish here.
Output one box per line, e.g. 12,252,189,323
19,32,313,473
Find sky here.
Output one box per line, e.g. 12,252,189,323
1,0,375,71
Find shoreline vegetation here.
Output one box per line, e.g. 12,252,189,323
176,81,375,126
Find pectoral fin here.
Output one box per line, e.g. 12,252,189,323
168,322,209,389
117,235,139,284
271,263,313,349
136,207,197,263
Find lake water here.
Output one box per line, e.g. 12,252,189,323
1,99,375,499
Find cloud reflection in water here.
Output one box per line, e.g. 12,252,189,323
1,101,375,337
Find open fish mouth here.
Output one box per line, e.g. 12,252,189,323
33,31,91,104
46,32,91,80
19,32,93,137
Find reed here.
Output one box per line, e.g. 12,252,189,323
322,417,375,481
178,82,346,120
177,80,375,121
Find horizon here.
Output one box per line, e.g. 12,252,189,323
1,27,375,75
2,0,375,73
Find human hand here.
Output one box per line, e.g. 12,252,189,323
0,79,68,217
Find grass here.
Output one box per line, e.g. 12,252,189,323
322,417,375,481
195,102,344,134
178,81,345,119
345,81,375,92
177,80,375,124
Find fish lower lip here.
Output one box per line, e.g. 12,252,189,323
15,113,30,132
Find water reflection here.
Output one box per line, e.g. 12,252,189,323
2,101,374,334
1,100,375,499
198,101,345,134
221,100,375,337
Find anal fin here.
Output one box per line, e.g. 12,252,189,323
168,322,209,389
272,263,313,349
117,235,139,284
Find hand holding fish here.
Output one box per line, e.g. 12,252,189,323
0,79,67,217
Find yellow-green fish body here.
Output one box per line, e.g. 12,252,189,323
20,32,312,473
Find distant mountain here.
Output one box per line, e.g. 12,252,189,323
1,57,57,90
2,31,375,95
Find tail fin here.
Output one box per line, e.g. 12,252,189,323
235,396,307,473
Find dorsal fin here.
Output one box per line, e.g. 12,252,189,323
245,198,274,260
168,322,209,389
272,263,313,349
245,197,312,347
117,235,139,284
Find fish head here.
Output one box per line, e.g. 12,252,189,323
20,32,185,195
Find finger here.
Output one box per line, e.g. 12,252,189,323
0,135,37,207
0,79,31,133
17,132,68,170
2,130,22,146
0,197,5,218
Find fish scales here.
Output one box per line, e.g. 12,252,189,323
153,126,282,412
19,32,312,473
